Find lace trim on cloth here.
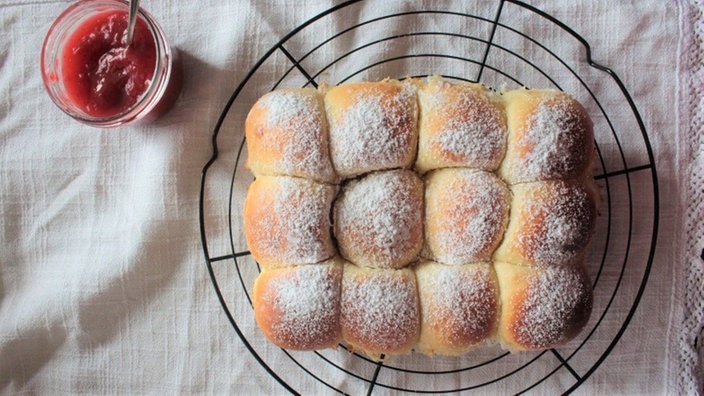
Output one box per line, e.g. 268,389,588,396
671,0,704,394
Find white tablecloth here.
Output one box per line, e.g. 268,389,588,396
1,0,700,394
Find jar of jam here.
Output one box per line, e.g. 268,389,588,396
41,0,182,127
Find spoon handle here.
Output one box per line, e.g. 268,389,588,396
125,0,140,45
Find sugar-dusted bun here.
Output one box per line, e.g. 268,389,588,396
424,169,510,265
416,76,507,173
252,257,344,350
494,180,598,267
244,176,336,270
245,88,337,184
334,169,423,269
494,261,593,351
324,79,418,178
499,89,594,184
340,264,420,358
415,261,500,356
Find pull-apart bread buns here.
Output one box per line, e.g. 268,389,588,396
243,77,599,359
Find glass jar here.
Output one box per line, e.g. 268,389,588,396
41,0,182,127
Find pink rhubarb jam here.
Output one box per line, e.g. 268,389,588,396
61,10,156,118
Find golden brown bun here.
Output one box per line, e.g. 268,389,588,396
499,89,594,184
494,261,593,351
324,80,418,178
424,169,510,265
415,261,499,356
416,76,507,173
245,88,337,184
340,264,420,358
252,258,343,350
334,169,423,269
243,176,336,270
494,180,598,267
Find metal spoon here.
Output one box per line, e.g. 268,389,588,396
125,0,140,45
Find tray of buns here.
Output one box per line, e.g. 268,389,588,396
199,1,658,394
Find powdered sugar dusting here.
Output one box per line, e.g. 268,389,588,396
418,81,507,171
264,263,342,349
513,266,592,348
334,170,423,269
425,170,510,265
326,83,417,177
516,181,596,266
250,89,336,183
506,93,592,183
341,266,419,354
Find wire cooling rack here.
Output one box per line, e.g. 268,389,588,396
199,0,659,394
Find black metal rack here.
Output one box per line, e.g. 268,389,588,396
199,1,659,394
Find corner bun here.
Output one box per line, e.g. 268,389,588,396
499,89,594,184
245,88,337,184
495,261,593,351
252,258,344,350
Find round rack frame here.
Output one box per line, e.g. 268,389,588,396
199,1,660,394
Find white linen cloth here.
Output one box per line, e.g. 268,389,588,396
672,0,704,394
0,0,698,394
